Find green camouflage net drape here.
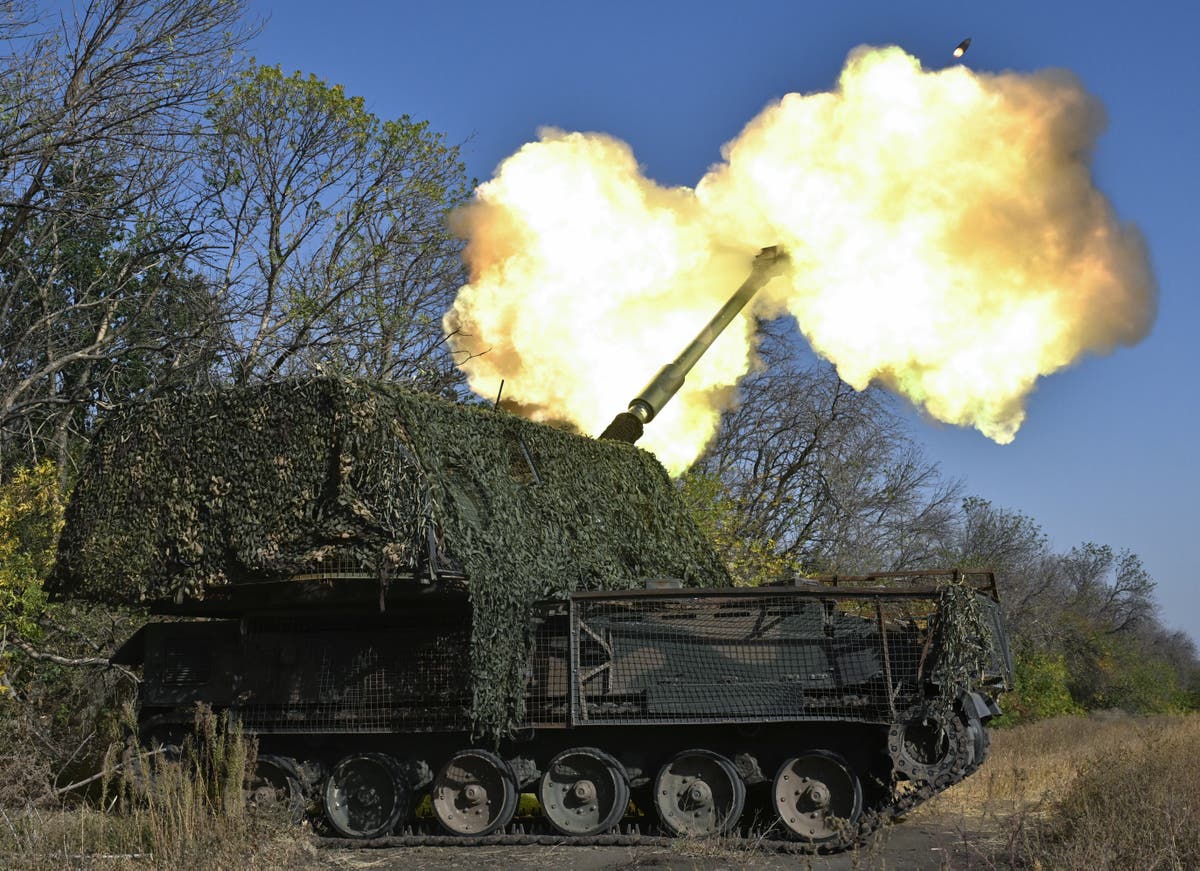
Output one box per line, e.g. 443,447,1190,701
934,577,995,705
52,378,729,735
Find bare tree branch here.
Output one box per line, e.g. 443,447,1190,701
6,631,139,685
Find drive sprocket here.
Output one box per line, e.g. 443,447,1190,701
887,705,970,785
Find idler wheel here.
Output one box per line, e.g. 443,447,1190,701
431,749,518,836
887,706,970,784
246,754,306,824
323,752,408,839
772,750,862,843
653,749,745,837
539,747,629,836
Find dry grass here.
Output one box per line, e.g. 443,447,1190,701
5,711,1199,869
0,708,321,870
919,710,1200,869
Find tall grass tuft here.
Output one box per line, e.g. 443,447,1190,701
0,705,317,870
1030,714,1200,869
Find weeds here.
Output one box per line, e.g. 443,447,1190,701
4,711,1199,868
0,705,318,870
921,710,1200,869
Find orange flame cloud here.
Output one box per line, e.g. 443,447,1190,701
445,46,1156,473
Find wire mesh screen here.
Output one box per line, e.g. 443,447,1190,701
288,552,377,581
525,603,572,727
553,592,940,727
976,596,1015,686
234,616,472,734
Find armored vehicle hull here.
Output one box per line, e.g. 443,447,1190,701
114,571,1010,847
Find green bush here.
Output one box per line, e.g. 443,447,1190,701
1087,639,1191,714
0,461,62,638
994,650,1082,725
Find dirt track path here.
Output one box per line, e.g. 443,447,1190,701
317,815,996,870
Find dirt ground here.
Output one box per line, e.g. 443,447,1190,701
316,814,998,871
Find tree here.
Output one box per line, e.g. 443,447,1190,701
0,0,253,803
678,469,799,585
0,460,62,640
1052,543,1164,709
198,65,472,393
935,497,1074,651
685,318,960,582
0,160,223,474
0,0,252,474
1060,543,1156,636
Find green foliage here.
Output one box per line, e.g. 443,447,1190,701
0,0,251,468
0,159,211,466
993,635,1192,727
1074,632,1192,715
1101,653,1189,713
200,64,471,388
0,461,63,639
994,651,1083,726
678,470,800,586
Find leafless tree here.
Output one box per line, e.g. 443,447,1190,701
0,0,252,474
197,65,471,395
1059,543,1157,636
688,318,961,580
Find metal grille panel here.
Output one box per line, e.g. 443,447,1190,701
552,592,940,727
977,596,1015,685
235,617,472,734
287,552,376,581
141,581,1001,735
161,638,212,686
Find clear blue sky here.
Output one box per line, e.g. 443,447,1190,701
248,0,1200,642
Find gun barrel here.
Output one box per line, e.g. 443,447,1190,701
600,246,788,444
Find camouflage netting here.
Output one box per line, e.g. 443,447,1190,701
51,378,729,735
933,576,995,706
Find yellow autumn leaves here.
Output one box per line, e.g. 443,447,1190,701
0,461,64,645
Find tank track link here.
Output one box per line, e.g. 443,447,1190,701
313,745,972,856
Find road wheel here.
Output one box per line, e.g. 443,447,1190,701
431,749,518,835
323,752,408,839
772,750,862,843
653,749,745,837
539,747,629,836
246,754,307,824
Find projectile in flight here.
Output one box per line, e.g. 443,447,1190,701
953,37,972,58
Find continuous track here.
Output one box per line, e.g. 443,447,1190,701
314,740,976,856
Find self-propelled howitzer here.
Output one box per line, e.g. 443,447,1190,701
53,248,1012,851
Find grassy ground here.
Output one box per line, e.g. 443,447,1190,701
2,711,1198,869
0,709,322,870
916,710,1200,869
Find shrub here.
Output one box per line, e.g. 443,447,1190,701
0,705,318,869
1033,714,1200,868
994,650,1082,725
0,460,63,639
